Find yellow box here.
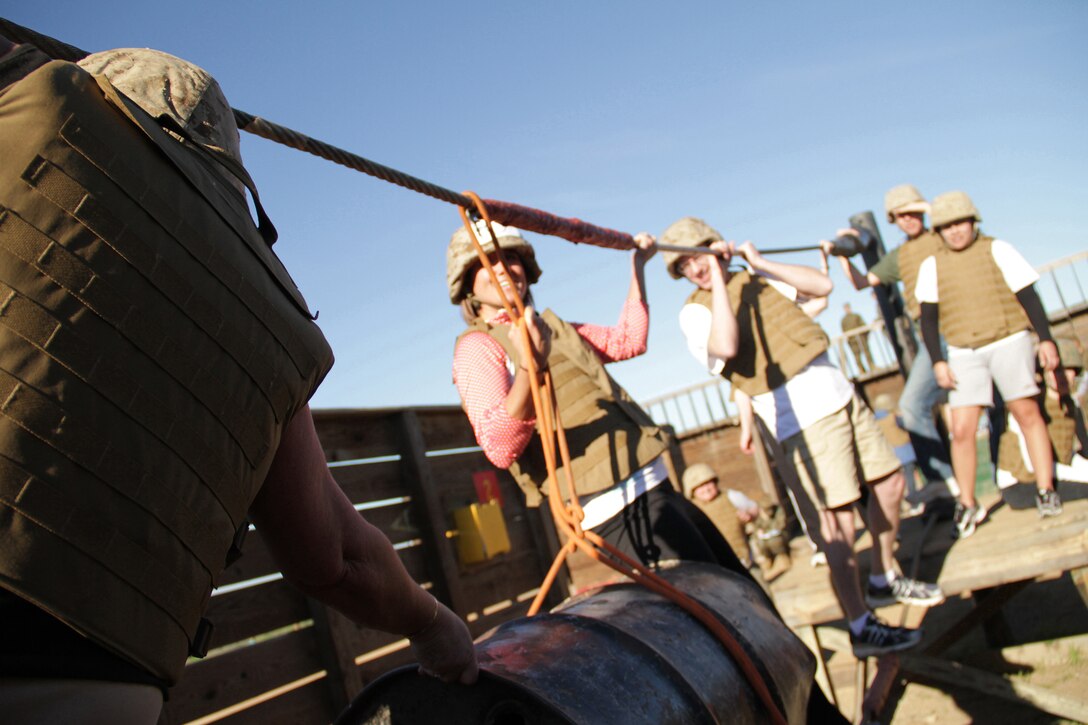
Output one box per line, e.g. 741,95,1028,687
453,501,511,565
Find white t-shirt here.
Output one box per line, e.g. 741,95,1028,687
679,277,853,441
914,238,1039,304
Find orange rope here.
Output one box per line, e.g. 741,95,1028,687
457,195,787,725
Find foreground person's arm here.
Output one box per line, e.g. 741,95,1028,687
250,406,478,684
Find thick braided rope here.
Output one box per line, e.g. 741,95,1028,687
0,17,636,252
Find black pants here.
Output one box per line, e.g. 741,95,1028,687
591,483,753,583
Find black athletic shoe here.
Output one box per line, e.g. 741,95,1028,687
850,615,923,658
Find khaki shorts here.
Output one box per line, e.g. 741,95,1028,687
780,394,901,510
947,332,1040,408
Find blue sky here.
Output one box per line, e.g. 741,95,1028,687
8,2,1087,410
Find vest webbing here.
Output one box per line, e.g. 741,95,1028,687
896,230,944,320
0,61,333,684
935,236,1029,348
688,272,829,396
457,309,668,507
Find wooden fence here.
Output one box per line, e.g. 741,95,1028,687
159,408,564,725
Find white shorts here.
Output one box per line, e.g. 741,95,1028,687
947,331,1040,408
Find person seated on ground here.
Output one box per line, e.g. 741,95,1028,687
663,216,944,659
727,490,793,583
681,463,752,568
917,191,1064,538
996,337,1088,508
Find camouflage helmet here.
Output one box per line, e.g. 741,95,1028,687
661,217,724,279
884,184,930,223
446,220,542,304
1056,337,1084,370
930,191,982,229
77,49,244,185
681,462,718,499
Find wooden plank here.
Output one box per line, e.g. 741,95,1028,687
457,550,545,614
205,578,310,648
313,406,479,460
937,519,1088,595
204,677,335,725
164,628,329,724
329,458,410,503
217,510,429,589
416,407,480,451
313,409,401,460
899,653,1088,724
392,541,432,584
352,499,418,541
354,641,419,689
467,598,535,639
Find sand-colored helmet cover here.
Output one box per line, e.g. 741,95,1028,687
930,191,982,228
446,221,542,303
77,48,243,174
884,184,930,223
872,393,897,412
681,462,718,498
661,217,724,279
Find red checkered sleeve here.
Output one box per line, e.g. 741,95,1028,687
571,299,649,362
453,329,536,468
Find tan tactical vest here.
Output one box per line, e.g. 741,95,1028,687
688,272,829,396
0,62,333,684
997,392,1078,481
896,230,944,320
457,309,669,507
935,236,1029,348
692,494,748,563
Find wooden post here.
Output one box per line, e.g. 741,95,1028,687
395,410,469,615
797,624,838,711
307,599,363,712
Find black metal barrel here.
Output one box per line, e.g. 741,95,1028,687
336,562,815,724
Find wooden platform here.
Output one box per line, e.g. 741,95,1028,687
765,492,1088,722
768,493,1088,629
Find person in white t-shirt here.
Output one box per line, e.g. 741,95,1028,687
661,216,944,660
916,191,1064,538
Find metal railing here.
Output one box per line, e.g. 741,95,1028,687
1038,251,1088,331
643,250,1088,435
